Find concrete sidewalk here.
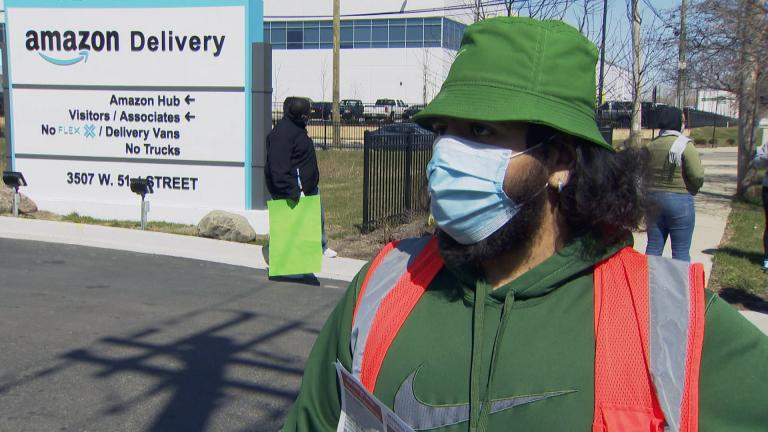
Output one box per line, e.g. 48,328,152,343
0,216,367,283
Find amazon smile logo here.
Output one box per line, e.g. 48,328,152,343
394,367,576,429
25,29,117,67
39,50,90,66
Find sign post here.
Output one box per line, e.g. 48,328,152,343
3,0,269,226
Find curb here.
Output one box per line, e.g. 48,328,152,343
0,216,366,283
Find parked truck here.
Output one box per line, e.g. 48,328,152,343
363,99,409,122
340,99,365,122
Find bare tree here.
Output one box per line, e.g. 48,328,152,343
319,56,330,103
629,0,643,146
683,0,768,197
504,0,515,16
273,63,284,108
575,0,602,34
601,1,676,138
525,0,575,20
464,0,488,22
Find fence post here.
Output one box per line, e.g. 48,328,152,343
362,131,371,233
403,133,413,219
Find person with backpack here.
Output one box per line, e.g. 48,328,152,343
282,17,767,431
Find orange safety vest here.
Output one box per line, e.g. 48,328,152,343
349,236,706,432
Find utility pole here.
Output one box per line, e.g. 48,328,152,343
630,0,643,146
597,0,608,109
676,0,687,108
332,0,340,146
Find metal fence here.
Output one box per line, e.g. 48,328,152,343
270,117,427,150
362,130,435,232
683,108,736,128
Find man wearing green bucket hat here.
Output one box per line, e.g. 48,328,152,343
282,17,767,432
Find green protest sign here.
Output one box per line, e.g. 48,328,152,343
267,195,322,277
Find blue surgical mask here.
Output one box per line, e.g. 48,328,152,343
427,134,543,245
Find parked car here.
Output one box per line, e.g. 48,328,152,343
309,101,332,121
367,123,434,149
364,99,409,121
401,104,425,121
370,123,433,136
340,99,364,122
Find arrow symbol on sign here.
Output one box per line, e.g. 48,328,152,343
185,95,196,105
185,112,196,122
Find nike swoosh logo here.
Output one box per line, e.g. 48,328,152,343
394,369,576,430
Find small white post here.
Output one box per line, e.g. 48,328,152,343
12,190,19,217
140,196,149,230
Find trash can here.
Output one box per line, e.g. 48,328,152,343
599,126,613,146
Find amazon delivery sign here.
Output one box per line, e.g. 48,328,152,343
4,0,263,224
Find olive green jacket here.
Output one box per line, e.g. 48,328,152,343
646,134,705,194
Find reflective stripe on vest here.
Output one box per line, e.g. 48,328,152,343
350,236,443,391
350,240,705,432
593,248,705,432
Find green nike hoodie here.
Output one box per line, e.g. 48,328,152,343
282,235,768,431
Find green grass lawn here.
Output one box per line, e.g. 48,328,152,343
710,199,768,309
689,126,738,146
316,149,364,239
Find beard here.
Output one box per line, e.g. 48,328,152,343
436,163,548,271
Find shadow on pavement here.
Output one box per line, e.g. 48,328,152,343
269,274,322,286
719,288,768,314
59,308,314,431
710,246,768,313
0,287,337,432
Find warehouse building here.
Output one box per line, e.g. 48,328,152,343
264,0,473,104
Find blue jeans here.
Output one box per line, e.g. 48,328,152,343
646,191,695,262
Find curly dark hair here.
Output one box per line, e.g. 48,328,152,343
527,124,651,251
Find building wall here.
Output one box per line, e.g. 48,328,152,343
697,89,739,118
601,63,633,102
272,47,452,103
264,0,465,104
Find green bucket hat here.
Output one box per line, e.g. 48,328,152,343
413,16,611,150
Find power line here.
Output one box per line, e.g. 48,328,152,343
265,1,508,20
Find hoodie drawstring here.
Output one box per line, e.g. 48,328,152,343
469,280,487,432
470,284,516,432
477,291,515,431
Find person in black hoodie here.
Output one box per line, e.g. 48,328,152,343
266,97,336,258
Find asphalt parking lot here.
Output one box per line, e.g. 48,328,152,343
0,238,345,431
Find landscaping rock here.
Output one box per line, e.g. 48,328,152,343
197,210,256,243
0,187,37,214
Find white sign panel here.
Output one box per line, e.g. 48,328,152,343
4,0,262,224
6,7,245,87
12,90,245,162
